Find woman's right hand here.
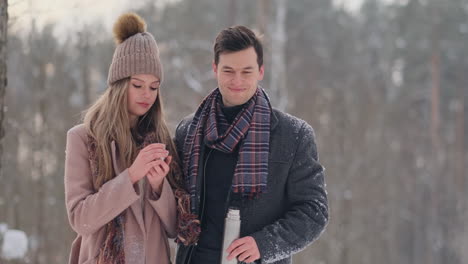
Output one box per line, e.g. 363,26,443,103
128,143,169,184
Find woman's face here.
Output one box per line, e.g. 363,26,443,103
127,74,160,124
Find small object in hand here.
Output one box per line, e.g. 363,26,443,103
221,208,241,264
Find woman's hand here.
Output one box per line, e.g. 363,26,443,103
128,143,168,184
146,155,172,195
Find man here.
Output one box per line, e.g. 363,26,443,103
174,25,328,264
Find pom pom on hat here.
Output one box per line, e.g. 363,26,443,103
113,13,147,44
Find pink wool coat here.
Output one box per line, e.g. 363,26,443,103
65,124,176,264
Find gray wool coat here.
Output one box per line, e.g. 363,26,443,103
174,108,329,264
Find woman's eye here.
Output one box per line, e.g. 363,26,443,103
133,84,142,88
151,87,159,91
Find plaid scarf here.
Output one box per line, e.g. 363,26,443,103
88,131,157,264
183,87,271,203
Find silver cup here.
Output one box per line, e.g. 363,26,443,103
221,208,241,264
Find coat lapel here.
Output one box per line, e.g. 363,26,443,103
111,140,146,235
144,182,154,233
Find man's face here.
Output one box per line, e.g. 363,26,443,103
213,47,264,107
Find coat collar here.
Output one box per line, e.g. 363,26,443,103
270,108,279,131
110,140,147,235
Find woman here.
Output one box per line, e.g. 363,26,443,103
64,13,180,264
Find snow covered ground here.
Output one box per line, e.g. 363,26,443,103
0,223,28,260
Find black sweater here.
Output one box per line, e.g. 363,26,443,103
190,105,243,264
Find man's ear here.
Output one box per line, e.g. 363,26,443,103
212,61,218,75
258,65,265,81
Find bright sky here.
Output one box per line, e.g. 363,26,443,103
9,0,170,38
334,0,365,11
9,0,366,39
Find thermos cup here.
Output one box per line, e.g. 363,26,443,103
221,208,241,264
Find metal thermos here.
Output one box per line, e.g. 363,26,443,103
221,208,241,264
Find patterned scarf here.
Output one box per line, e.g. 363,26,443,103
87,131,157,264
175,87,271,246
184,86,271,203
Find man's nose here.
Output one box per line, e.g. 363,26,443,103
231,74,243,85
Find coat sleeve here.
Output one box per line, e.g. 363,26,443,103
250,122,329,263
174,116,192,172
64,129,140,236
148,178,177,238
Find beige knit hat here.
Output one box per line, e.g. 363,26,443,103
107,13,163,85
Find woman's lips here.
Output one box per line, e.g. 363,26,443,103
137,102,150,108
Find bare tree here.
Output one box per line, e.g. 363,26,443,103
0,0,6,228
0,0,7,172
268,0,288,111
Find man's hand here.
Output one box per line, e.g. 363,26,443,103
226,236,260,263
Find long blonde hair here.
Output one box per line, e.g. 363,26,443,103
83,78,182,190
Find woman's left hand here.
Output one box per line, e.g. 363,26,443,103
147,155,172,195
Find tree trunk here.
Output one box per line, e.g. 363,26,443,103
428,21,441,264
430,48,440,151
79,31,92,106
269,0,288,111
455,72,465,205
257,0,269,35
0,0,7,173
227,0,237,26
0,0,7,225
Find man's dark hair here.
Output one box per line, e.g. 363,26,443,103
213,25,263,68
